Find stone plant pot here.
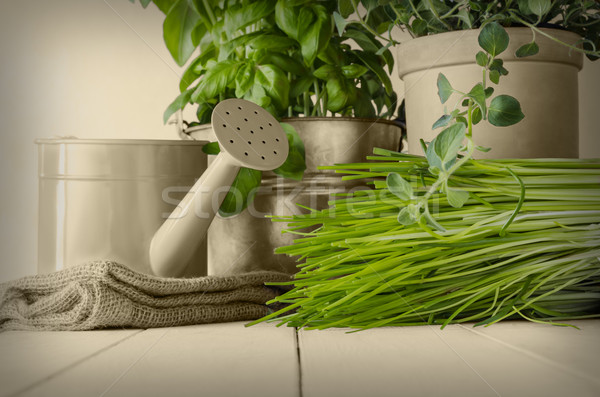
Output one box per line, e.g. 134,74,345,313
188,117,403,275
397,28,583,158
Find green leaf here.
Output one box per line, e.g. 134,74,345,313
386,172,413,201
468,83,487,118
471,106,482,125
313,64,338,80
354,89,376,118
478,22,509,58
528,0,551,18
152,0,175,14
488,95,525,127
235,62,255,97
163,88,194,124
490,59,509,75
255,64,290,111
446,187,469,208
218,168,262,217
437,73,453,104
250,35,296,51
432,114,452,130
275,0,300,39
179,56,204,92
484,87,494,98
333,11,348,36
426,123,466,171
163,0,201,66
475,51,488,67
224,0,276,38
290,75,316,98
191,60,240,102
397,206,418,226
244,84,272,110
341,64,368,79
298,5,332,67
326,78,353,112
202,141,221,155
354,51,393,95
273,123,306,180
261,52,307,76
411,18,427,36
518,0,533,15
344,27,395,72
338,0,355,18
453,8,472,28
515,41,540,58
489,70,500,84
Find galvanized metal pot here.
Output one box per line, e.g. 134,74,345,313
37,139,208,276
187,118,403,275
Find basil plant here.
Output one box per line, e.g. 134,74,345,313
132,0,398,216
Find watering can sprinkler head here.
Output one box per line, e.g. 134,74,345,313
149,99,289,277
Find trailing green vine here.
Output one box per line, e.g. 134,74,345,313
386,22,524,232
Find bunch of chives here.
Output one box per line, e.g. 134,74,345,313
251,149,600,330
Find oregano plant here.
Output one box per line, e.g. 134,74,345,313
387,22,525,231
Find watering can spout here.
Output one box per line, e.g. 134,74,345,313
149,99,289,278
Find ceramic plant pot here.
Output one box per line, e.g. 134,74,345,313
397,28,583,159
37,139,208,276
187,118,403,275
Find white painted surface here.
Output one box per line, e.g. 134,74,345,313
299,320,600,397
0,329,140,397
17,322,299,397
1,321,598,397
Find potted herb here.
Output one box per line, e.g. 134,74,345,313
130,0,403,274
340,0,600,158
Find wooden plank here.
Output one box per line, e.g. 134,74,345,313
458,320,600,384
299,322,600,397
0,329,140,397
21,322,299,397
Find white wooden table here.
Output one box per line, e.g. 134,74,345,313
1,320,598,397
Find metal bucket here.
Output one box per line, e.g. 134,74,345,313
36,139,208,276
187,118,403,275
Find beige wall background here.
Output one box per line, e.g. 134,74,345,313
0,0,598,282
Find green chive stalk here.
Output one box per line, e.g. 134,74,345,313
249,22,600,331
250,150,600,330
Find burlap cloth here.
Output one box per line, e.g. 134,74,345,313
0,261,291,331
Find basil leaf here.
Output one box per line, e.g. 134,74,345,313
163,0,201,66
341,64,369,79
256,64,290,111
191,60,240,102
202,141,221,155
235,62,255,97
224,0,276,38
273,123,306,180
218,168,262,217
163,88,194,124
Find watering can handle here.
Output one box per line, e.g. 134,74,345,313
149,152,240,277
